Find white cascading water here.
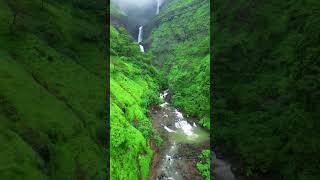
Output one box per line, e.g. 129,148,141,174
139,45,145,52
138,26,143,43
155,90,209,179
137,0,163,52
156,0,160,15
138,26,144,52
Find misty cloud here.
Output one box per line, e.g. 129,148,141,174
111,0,165,11
111,0,166,37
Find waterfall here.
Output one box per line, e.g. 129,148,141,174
138,26,144,52
156,0,160,15
139,45,145,52
138,26,143,43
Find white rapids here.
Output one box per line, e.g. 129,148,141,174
154,90,209,180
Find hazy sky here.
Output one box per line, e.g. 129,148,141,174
111,0,166,28
112,0,165,10
112,0,154,8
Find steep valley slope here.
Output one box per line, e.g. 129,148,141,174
0,0,107,179
110,4,161,180
213,0,320,179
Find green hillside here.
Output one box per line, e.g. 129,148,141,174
109,0,210,179
145,1,210,179
109,7,161,179
213,0,320,179
0,0,107,179
146,0,210,129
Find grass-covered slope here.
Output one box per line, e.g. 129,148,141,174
213,0,320,179
0,0,107,179
110,23,161,179
146,0,210,128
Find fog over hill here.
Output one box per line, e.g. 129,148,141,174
111,0,165,37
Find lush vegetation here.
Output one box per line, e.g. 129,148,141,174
0,0,107,179
110,7,161,179
146,0,210,129
213,0,320,179
110,0,211,179
196,149,210,180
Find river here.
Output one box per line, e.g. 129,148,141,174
149,90,242,180
149,90,209,180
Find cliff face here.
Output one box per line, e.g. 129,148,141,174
146,0,210,128
0,0,107,179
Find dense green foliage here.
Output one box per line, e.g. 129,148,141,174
110,8,161,179
146,0,210,129
0,0,107,179
196,149,210,180
213,0,320,179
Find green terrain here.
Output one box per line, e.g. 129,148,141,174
0,0,107,179
110,0,210,179
1,0,318,180
213,0,320,179
145,0,210,129
109,24,160,180
109,3,161,180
